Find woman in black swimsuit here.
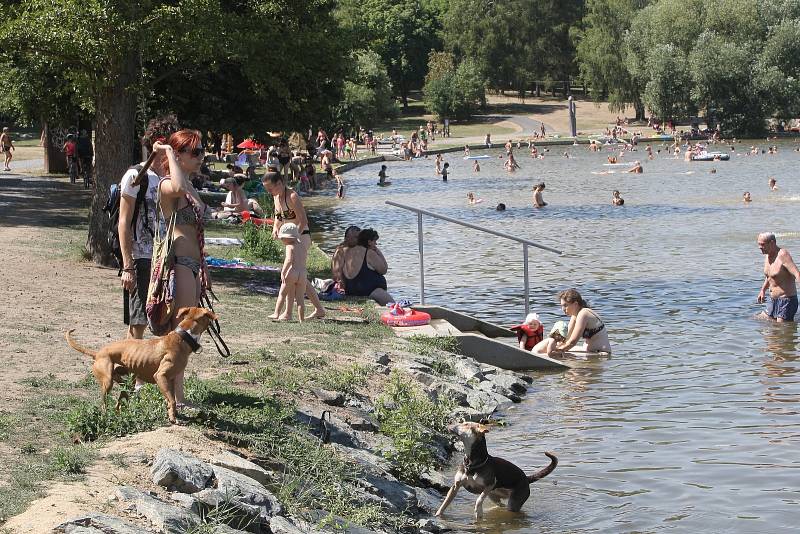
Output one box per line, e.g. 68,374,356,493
554,288,612,354
262,171,325,318
341,229,395,305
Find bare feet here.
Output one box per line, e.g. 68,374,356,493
277,313,291,321
268,313,280,320
307,307,326,319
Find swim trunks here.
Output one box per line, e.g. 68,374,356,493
766,295,798,321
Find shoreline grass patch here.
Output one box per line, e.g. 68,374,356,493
374,371,456,484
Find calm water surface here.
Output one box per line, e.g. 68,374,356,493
308,142,800,532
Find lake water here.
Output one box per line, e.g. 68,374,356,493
308,141,800,532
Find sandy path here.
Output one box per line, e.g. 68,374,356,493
0,176,121,409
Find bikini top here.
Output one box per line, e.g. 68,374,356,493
582,310,605,339
175,201,199,225
274,187,297,221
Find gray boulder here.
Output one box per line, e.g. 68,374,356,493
115,486,201,533
366,350,391,366
312,388,345,407
476,380,521,403
484,371,530,394
413,487,445,515
210,451,274,486
54,513,150,534
212,465,283,517
192,487,264,532
359,473,417,513
427,380,470,406
453,358,484,381
151,448,214,493
304,510,381,534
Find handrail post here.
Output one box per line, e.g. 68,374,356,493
418,212,425,304
523,243,530,316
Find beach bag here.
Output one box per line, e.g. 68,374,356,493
146,185,177,336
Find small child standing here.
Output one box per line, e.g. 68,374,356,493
378,164,387,185
439,162,449,182
270,223,308,322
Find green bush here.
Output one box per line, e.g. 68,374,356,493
50,445,93,476
374,371,455,483
65,382,168,441
318,364,370,396
241,222,284,263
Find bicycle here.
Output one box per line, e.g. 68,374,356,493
79,158,93,189
67,156,78,184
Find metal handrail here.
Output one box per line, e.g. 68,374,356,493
385,200,563,315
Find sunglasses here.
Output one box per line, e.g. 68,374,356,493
182,147,205,157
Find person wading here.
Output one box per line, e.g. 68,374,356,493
756,232,800,322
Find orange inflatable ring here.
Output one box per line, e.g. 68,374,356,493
381,308,431,327
241,211,274,226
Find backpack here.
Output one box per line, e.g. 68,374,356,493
103,164,150,273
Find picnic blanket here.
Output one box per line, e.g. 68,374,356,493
205,256,280,272
205,237,244,246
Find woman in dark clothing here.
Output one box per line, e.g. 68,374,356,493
341,229,395,304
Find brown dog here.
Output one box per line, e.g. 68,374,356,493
66,307,218,423
436,421,558,519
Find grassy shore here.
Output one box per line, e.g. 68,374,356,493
0,185,467,531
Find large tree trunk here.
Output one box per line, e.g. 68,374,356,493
86,52,139,266
634,97,646,121
42,122,68,173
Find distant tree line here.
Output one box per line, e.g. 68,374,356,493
2,0,800,262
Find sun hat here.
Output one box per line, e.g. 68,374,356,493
550,321,569,339
277,222,301,242
524,313,540,325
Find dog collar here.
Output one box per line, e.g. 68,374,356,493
463,454,489,474
175,326,202,353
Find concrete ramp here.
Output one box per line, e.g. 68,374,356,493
391,305,570,371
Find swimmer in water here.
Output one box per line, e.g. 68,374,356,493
473,160,480,172
612,190,624,206
769,177,778,191
627,161,643,173
434,153,442,176
743,191,752,203
464,145,470,157
710,168,717,174
607,155,617,164
533,182,547,208
496,202,506,211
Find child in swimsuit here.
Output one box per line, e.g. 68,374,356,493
531,321,569,357
270,223,308,322
335,171,345,198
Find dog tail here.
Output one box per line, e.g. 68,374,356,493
527,451,558,483
65,329,97,358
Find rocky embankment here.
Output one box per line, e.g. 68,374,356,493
51,342,533,534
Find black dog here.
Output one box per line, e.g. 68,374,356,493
435,422,558,518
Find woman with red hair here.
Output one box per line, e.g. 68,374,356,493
152,129,209,406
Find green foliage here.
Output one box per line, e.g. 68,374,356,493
241,222,284,263
442,0,583,95
374,371,455,483
642,44,693,122
49,445,93,477
0,412,15,441
65,382,168,441
423,58,486,120
407,334,459,356
338,50,398,128
574,0,650,116
317,364,370,396
194,383,410,530
335,0,442,107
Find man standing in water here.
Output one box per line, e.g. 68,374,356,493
757,232,800,322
